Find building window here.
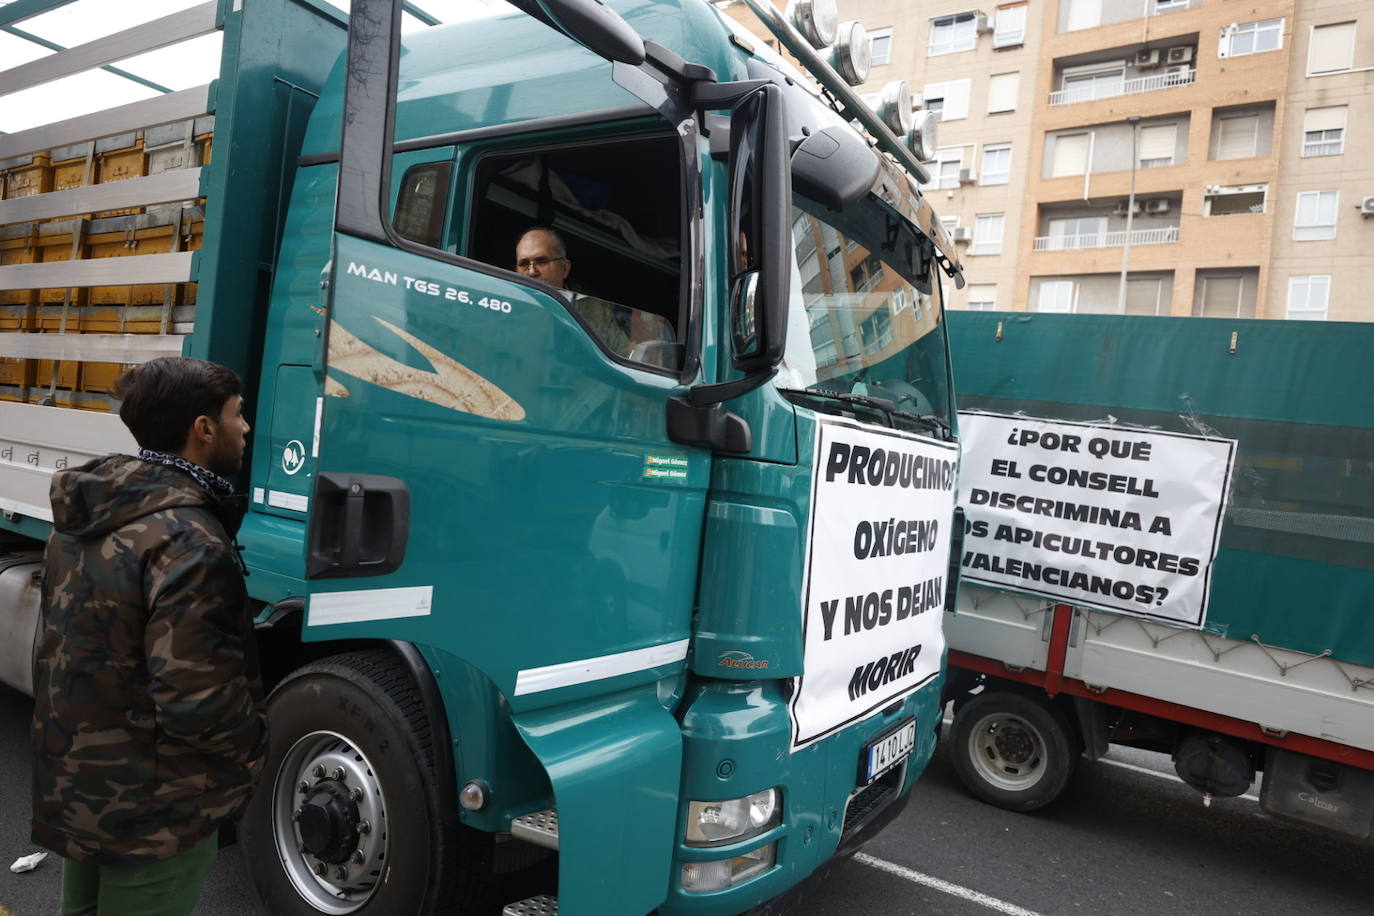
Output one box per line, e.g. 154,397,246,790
1050,132,1091,177
926,149,964,190
1308,22,1355,74
1287,276,1330,320
993,2,1026,47
869,27,894,66
1154,0,1188,12
1294,190,1338,240
1220,19,1284,58
981,144,1011,185
930,12,978,56
966,284,997,310
1215,115,1259,160
1046,216,1107,250
1205,184,1266,216
972,214,1004,255
1059,65,1125,104
987,72,1019,113
1125,278,1164,315
1302,107,1346,156
1038,280,1077,313
924,80,971,122
1137,124,1177,168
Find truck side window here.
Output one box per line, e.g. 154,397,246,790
466,134,683,370
394,161,453,249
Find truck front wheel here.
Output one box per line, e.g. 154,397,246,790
949,690,1078,812
239,650,486,914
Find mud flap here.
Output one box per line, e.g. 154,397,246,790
513,684,683,915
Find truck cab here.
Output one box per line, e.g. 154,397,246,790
0,1,964,912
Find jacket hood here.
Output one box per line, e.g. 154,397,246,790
50,455,244,539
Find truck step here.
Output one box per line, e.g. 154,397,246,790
502,894,558,916
509,808,559,850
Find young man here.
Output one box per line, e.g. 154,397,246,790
31,357,268,916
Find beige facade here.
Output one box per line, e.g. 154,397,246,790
724,0,1373,321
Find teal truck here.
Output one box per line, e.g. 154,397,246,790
0,0,964,912
942,313,1374,840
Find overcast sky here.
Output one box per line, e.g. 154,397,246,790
0,0,505,135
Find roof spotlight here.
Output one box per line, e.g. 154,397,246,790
786,0,839,50
877,80,913,135
905,109,939,163
829,20,871,86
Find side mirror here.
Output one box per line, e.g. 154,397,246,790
727,84,791,373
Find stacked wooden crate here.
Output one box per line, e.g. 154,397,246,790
0,121,211,412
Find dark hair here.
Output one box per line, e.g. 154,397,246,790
116,357,242,452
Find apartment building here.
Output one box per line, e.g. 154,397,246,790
724,0,1373,320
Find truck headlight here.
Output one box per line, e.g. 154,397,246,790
685,788,780,846
681,843,777,893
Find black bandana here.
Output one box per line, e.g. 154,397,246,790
138,448,235,497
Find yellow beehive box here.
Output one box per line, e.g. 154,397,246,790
1,154,53,200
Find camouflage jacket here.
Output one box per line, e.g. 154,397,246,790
31,455,268,864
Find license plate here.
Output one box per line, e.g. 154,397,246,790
862,718,916,784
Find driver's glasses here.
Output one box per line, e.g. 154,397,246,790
517,256,567,270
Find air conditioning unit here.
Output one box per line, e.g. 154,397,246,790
958,167,977,184
951,226,973,242
975,12,993,33
1146,198,1172,215
1112,201,1145,217
1361,196,1374,217
1166,46,1194,64
1136,48,1162,69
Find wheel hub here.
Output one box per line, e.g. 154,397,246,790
993,725,1035,764
298,782,361,863
271,731,390,915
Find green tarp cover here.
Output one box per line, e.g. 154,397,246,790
948,312,1374,668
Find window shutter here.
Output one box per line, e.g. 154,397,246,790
1199,277,1242,318
1309,22,1355,73
1051,133,1090,177
1304,106,1347,133
943,80,971,121
1137,124,1176,162
1216,116,1258,160
1066,0,1101,31
1125,279,1162,316
987,72,1019,112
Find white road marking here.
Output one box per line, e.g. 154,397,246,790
854,853,1045,916
1097,756,1260,802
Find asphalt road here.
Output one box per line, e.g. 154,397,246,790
2,687,1369,916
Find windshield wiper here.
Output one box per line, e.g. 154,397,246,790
778,387,951,439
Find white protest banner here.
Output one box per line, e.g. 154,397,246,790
957,411,1235,627
790,418,958,750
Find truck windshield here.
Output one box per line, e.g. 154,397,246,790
776,195,952,430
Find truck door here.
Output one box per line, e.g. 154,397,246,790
307,120,707,709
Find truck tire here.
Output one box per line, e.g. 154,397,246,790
949,690,1078,812
239,650,488,914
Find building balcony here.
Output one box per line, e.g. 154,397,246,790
1032,226,1180,251
1049,68,1196,106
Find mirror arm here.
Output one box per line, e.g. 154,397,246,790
690,79,774,110
686,367,778,407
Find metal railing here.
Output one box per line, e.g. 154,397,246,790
1032,226,1180,251
1049,68,1196,106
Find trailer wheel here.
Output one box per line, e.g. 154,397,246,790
240,650,488,914
950,690,1078,812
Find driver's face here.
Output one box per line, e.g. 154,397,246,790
515,231,571,289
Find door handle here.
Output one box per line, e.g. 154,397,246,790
306,473,411,579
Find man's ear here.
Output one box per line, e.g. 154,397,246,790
190,414,217,445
